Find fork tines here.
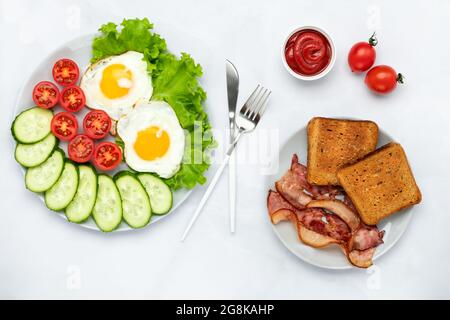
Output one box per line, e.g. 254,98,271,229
242,85,271,122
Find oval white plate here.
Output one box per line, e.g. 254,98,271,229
13,29,219,232
266,123,414,269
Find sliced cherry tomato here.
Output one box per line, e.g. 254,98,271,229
52,58,79,86
365,65,403,94
68,134,94,163
32,81,60,109
51,112,78,141
348,33,378,73
60,85,86,112
83,110,112,140
93,142,122,171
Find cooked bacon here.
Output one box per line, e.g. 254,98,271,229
307,199,360,231
296,208,351,242
275,160,312,209
349,225,385,251
267,190,297,224
343,194,358,213
297,225,338,248
348,248,376,268
290,154,343,199
267,154,386,268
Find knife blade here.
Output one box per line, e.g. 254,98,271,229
226,59,239,233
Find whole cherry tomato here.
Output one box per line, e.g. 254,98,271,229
348,33,378,73
365,65,404,94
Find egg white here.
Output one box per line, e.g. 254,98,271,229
117,101,186,178
80,51,153,120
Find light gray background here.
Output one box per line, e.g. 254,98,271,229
1,0,449,299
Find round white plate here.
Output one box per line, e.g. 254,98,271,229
13,29,219,232
266,123,413,269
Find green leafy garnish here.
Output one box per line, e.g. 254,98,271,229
92,18,166,73
92,18,215,190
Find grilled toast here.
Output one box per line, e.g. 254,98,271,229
307,117,378,185
337,142,422,225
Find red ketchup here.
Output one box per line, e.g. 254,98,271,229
285,29,332,76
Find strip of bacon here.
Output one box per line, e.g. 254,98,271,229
297,225,338,248
343,194,358,213
267,190,297,224
307,199,360,231
349,225,385,251
290,154,343,199
296,208,351,242
275,163,312,209
348,248,376,268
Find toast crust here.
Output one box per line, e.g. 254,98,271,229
307,117,378,186
337,142,422,225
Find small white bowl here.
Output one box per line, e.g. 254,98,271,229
281,26,336,81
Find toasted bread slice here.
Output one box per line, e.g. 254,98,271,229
337,142,421,225
307,117,378,185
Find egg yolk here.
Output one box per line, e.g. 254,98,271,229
134,126,170,161
100,64,133,99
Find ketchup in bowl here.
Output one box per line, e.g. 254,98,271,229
285,29,332,77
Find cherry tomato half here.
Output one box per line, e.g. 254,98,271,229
83,110,112,140
68,134,94,163
32,81,60,109
93,142,122,171
51,112,78,141
365,65,403,94
348,33,378,73
52,58,79,86
60,85,86,112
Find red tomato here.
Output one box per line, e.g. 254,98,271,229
93,142,122,171
68,134,94,163
52,59,79,86
32,81,60,109
83,110,112,140
60,86,86,112
51,112,78,141
365,65,403,94
348,33,377,72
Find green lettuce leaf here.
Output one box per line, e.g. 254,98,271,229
151,52,215,189
92,18,166,72
91,18,215,190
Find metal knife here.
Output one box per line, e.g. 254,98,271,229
226,60,239,233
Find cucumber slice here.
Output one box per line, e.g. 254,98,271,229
114,172,152,228
137,173,172,215
65,165,97,223
12,107,53,144
25,149,64,193
45,162,78,211
15,133,57,167
93,174,122,232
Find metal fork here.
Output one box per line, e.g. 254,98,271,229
181,85,271,241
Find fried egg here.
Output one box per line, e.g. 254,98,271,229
117,101,185,178
80,51,153,120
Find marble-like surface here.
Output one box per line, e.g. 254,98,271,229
1,0,449,299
